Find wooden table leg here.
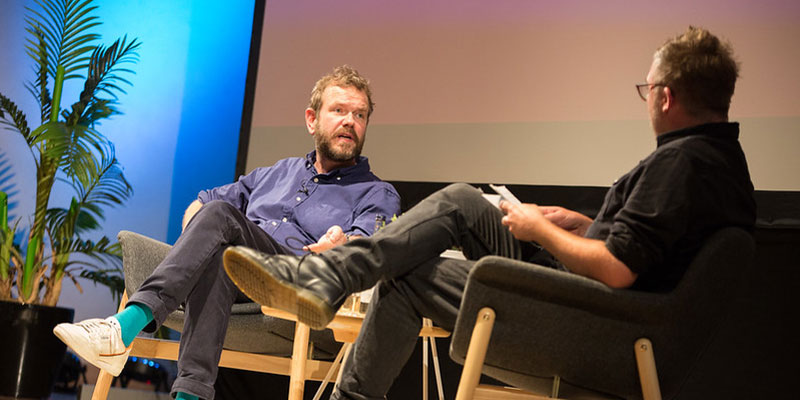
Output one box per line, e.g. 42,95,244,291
289,322,311,400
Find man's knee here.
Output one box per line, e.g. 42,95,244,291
439,183,483,204
191,200,240,225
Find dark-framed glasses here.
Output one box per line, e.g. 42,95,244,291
635,83,667,101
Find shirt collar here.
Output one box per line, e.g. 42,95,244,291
304,150,371,179
656,122,740,147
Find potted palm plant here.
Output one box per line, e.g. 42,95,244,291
0,0,139,397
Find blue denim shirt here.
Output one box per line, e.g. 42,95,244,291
198,151,400,254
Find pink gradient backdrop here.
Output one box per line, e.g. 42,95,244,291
252,0,800,126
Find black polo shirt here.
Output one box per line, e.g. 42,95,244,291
584,122,756,292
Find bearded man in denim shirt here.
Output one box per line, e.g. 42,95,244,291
54,65,400,400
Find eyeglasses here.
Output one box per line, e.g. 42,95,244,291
635,83,667,101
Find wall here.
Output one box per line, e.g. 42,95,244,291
0,1,254,321
245,0,800,191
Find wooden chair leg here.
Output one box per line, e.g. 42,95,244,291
423,318,445,400
335,343,353,387
289,322,311,400
90,292,130,399
455,307,496,400
312,344,348,400
634,338,662,400
430,335,445,400
90,369,115,400
423,326,429,400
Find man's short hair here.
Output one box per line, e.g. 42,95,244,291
655,26,739,118
308,65,374,119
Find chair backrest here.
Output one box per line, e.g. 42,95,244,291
118,230,174,296
451,227,756,399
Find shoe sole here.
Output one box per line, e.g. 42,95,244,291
53,325,129,377
223,247,336,330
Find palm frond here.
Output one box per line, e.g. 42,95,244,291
78,268,123,303
29,120,71,161
25,0,100,82
0,93,32,142
87,36,141,100
46,202,101,236
65,236,125,303
65,98,117,129
59,122,106,182
69,142,132,218
23,25,52,123
62,36,140,130
51,235,122,271
46,140,131,248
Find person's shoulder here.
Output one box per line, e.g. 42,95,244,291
256,156,308,171
242,157,307,182
372,179,401,198
352,171,399,193
660,131,737,166
273,155,307,166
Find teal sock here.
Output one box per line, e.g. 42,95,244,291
112,303,154,347
175,392,199,400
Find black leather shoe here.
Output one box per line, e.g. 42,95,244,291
223,246,348,329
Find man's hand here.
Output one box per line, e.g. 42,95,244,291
498,201,551,242
539,206,593,237
304,225,352,253
182,200,204,232
498,201,636,288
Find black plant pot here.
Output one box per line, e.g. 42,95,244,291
0,300,74,400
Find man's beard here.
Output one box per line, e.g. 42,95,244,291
315,125,363,162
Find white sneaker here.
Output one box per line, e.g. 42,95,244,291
53,317,131,376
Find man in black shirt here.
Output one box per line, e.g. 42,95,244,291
223,26,756,399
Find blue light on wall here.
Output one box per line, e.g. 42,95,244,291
0,0,257,320
165,2,256,243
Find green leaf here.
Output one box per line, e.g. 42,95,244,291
0,93,32,141
27,0,100,83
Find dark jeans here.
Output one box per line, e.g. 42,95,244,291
127,200,291,400
323,183,542,400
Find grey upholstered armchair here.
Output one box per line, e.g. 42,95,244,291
91,230,343,399
450,227,756,400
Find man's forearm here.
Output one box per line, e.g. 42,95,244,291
534,221,637,288
182,200,203,232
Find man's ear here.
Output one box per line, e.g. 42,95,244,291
305,108,317,135
661,86,675,113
